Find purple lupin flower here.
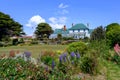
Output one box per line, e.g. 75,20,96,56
70,52,75,57
59,54,63,63
76,53,80,59
63,53,67,62
52,60,55,69
24,51,31,58
71,61,74,64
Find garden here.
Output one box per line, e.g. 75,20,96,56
0,40,120,80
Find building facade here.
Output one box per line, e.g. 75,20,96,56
49,23,93,39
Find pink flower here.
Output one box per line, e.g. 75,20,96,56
114,43,120,56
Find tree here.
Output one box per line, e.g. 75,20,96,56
106,23,120,47
35,23,53,39
0,12,25,41
106,23,119,32
57,34,62,40
90,26,105,41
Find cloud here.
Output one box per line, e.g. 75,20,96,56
58,3,69,15
49,17,67,29
49,17,57,23
59,3,69,9
58,9,69,15
26,15,45,28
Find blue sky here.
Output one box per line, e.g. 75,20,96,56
0,0,120,35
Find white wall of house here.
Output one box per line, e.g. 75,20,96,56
68,29,90,39
49,29,90,39
69,30,73,33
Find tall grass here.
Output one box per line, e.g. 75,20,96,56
0,45,67,58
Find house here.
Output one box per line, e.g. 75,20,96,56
49,23,93,39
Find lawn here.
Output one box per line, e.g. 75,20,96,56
0,44,67,58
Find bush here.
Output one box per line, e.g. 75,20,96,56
0,58,44,79
67,41,87,56
112,54,120,65
40,51,56,66
30,41,38,44
80,55,98,74
0,58,72,80
88,40,110,59
0,41,12,47
12,39,19,45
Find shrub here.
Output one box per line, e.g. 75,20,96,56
80,55,98,74
0,57,72,80
112,54,120,65
40,51,56,66
67,41,87,56
12,38,19,45
0,58,45,79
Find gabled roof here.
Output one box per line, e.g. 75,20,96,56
69,23,89,30
53,29,69,34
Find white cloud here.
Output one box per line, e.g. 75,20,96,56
49,17,67,29
49,23,64,30
59,17,67,23
49,17,57,23
59,3,69,9
58,9,69,15
26,15,45,28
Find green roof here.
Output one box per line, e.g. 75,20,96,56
69,23,88,30
53,29,69,34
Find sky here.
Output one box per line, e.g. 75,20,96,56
0,0,120,36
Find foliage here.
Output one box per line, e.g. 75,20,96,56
62,37,74,40
67,41,87,56
18,38,25,44
112,54,120,65
106,23,120,32
40,51,56,66
88,40,111,59
80,53,98,74
57,33,62,40
112,43,120,65
0,41,12,47
0,12,25,41
90,26,105,41
30,39,38,45
106,23,120,47
35,23,53,39
0,58,43,79
12,38,19,45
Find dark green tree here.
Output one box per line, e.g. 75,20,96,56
106,23,119,32
106,23,120,47
0,12,25,41
57,33,62,40
35,23,53,39
90,26,105,41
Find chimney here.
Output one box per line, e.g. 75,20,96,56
72,23,74,27
63,25,66,31
87,23,89,27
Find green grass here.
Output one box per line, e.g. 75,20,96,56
106,61,120,80
0,44,67,58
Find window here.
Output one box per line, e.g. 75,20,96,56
73,30,74,32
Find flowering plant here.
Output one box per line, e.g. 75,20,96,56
114,43,120,56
